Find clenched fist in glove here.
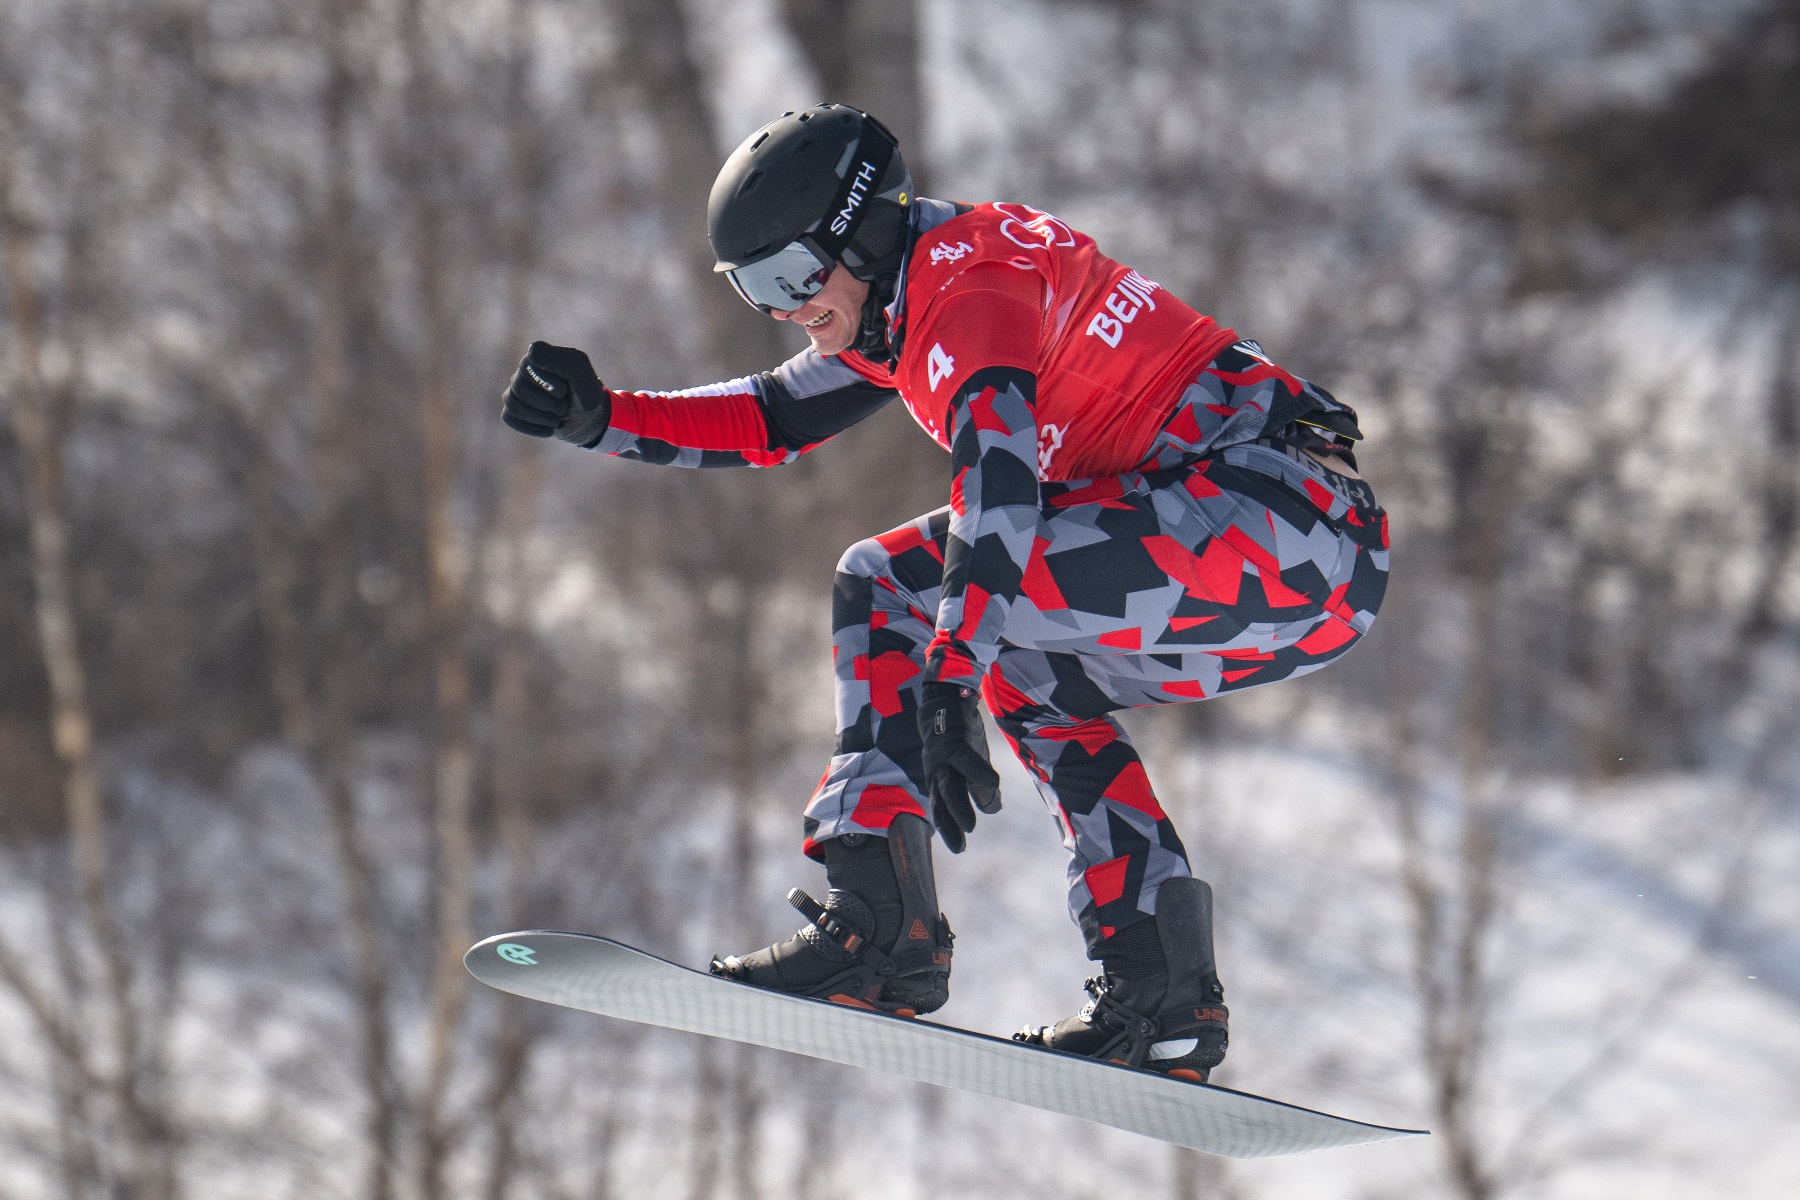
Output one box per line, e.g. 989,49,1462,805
916,681,1003,854
501,341,611,447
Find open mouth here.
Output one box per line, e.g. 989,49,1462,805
803,311,833,329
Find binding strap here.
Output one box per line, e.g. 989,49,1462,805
787,889,897,978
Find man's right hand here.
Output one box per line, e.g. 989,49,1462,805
501,341,611,447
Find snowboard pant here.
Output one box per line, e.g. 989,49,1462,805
802,384,1389,955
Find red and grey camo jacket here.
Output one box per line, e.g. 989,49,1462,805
591,199,1248,686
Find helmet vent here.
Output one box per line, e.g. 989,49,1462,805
795,136,814,153
750,131,770,150
798,111,812,122
739,170,763,195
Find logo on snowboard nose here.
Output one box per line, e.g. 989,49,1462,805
498,943,538,966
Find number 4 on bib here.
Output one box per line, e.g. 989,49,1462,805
928,342,956,391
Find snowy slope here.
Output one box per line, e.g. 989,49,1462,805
905,743,1800,1199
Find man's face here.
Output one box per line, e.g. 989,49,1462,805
770,264,870,356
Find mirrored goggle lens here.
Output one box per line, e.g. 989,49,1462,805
724,241,832,313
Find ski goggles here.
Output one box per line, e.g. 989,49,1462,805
722,239,837,314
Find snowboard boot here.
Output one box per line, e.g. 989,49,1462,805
710,813,953,1016
1014,876,1229,1083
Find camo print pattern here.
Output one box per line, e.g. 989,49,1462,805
927,365,1043,688
803,357,1388,952
1133,338,1363,471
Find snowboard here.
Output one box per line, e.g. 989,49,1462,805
464,930,1426,1159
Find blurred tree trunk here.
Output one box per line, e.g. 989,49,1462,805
481,452,543,1200
614,0,788,379
1170,1144,1234,1200
287,4,403,1197
481,7,554,1196
1437,427,1514,1200
1383,365,1525,1200
1734,310,1800,664
909,1081,940,1200
684,1044,725,1200
610,4,797,1195
778,0,930,194
678,573,774,1200
396,2,480,1194
720,580,766,1200
0,27,169,1198
775,0,950,527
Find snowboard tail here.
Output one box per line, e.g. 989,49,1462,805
465,930,1426,1159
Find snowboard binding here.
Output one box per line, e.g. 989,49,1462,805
710,813,953,1016
1015,876,1229,1083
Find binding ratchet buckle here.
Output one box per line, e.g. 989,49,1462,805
787,888,898,977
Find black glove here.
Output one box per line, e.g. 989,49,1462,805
916,681,1002,854
501,341,611,447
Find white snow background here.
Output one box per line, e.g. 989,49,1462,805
6,743,1795,1198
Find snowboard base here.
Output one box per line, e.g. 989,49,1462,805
465,930,1426,1159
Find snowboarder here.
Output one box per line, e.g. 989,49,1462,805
500,104,1388,1084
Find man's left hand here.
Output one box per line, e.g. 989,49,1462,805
916,681,1002,854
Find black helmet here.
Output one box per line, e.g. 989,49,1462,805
708,104,913,313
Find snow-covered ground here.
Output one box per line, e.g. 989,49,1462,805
3,734,1796,1198
585,735,1800,1199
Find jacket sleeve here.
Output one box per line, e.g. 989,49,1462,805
593,349,896,467
919,274,1045,686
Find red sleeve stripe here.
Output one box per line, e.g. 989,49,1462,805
609,388,771,453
